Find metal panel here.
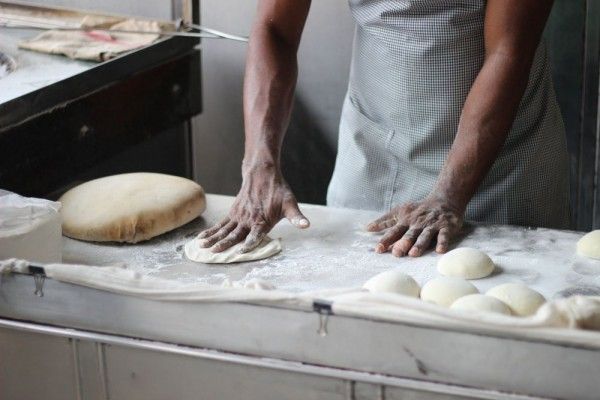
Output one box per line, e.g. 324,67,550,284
586,0,600,228
384,387,483,400
0,320,548,400
73,340,108,400
104,344,349,400
576,0,600,229
0,328,77,400
545,0,586,227
544,0,600,229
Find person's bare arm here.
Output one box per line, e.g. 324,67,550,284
199,0,312,253
368,0,555,257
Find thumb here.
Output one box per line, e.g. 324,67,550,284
283,201,310,229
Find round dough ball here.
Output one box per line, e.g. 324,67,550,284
420,277,479,307
486,283,545,317
363,270,420,298
577,230,600,259
60,173,205,243
437,247,494,279
450,294,511,316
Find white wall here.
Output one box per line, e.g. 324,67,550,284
193,1,355,200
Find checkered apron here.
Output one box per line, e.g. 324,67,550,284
326,0,571,229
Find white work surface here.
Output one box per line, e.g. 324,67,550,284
62,194,600,299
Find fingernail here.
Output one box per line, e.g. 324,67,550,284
375,244,385,253
392,249,405,258
293,218,309,228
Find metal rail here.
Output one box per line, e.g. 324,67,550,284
0,318,546,400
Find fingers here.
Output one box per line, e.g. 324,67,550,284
435,227,451,254
198,218,230,239
366,214,396,232
283,199,310,229
408,228,436,257
375,224,408,253
199,221,236,248
211,225,250,253
391,228,422,257
240,224,270,253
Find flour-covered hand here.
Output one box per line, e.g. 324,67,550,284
198,164,309,253
367,197,464,257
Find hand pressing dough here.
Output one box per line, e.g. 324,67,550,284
420,277,479,307
486,283,545,317
437,247,494,279
60,173,205,243
577,230,600,259
185,236,281,264
450,294,511,316
363,270,420,298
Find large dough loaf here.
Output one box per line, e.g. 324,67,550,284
60,173,206,243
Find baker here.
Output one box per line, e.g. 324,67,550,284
199,0,569,258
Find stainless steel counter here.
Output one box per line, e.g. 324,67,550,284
3,194,600,400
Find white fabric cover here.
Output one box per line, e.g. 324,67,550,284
2,259,600,347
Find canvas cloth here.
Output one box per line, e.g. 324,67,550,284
19,17,162,62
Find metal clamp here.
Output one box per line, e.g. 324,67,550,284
313,300,333,337
29,266,46,297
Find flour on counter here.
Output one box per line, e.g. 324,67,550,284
62,194,600,297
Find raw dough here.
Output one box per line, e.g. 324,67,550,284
437,247,495,279
60,173,205,243
363,270,420,298
486,283,545,317
577,230,600,260
420,277,479,307
184,236,281,264
450,294,511,316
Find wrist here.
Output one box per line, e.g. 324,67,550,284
242,154,280,178
426,188,468,215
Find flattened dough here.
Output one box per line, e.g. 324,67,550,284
363,270,420,298
577,230,600,259
60,173,205,243
450,294,511,316
486,283,545,316
437,247,495,279
420,277,479,307
184,236,281,264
